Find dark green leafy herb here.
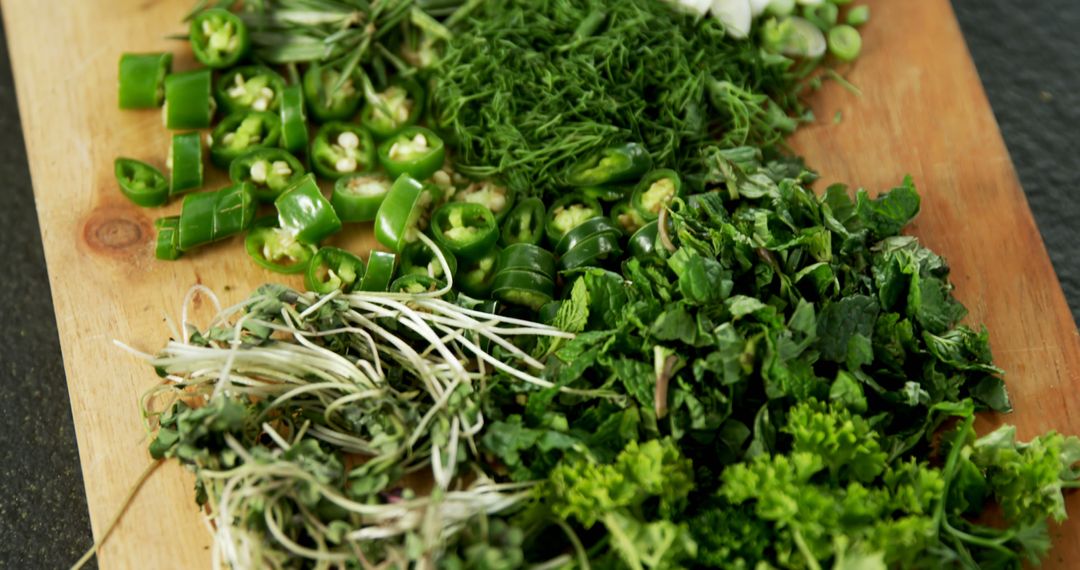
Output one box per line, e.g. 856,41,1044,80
433,0,819,196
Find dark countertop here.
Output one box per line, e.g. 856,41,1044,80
2,2,1077,567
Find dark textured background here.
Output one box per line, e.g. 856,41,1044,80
1,1,1077,567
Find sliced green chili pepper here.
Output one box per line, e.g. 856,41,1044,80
628,220,660,258
216,66,286,114
580,183,633,203
209,111,282,169
359,251,396,292
374,174,426,253
169,132,203,196
114,158,168,207
390,274,444,294
178,183,256,250
154,216,182,260
164,69,214,129
559,232,623,272
306,247,365,293
544,193,603,244
190,8,250,69
230,148,305,202
454,181,515,224
311,122,376,181
554,216,623,257
632,169,683,221
430,202,498,262
499,197,544,246
331,173,392,223
280,85,309,155
457,247,500,298
118,53,172,109
564,142,652,187
491,270,554,311
245,226,316,274
498,243,556,278
361,79,425,140
400,241,458,280
377,126,445,181
611,200,647,234
303,62,362,123
275,174,342,245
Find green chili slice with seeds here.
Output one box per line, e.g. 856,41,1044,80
215,65,286,114
209,111,282,169
115,158,168,207
311,122,376,181
190,8,250,69
306,246,366,293
245,226,316,274
229,148,305,202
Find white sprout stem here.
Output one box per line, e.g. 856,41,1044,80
180,284,223,344
129,281,590,567
429,322,554,388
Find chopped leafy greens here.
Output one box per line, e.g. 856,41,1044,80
433,0,823,196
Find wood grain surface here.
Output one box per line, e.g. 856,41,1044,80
3,0,1078,568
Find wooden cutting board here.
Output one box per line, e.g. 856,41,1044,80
4,0,1079,567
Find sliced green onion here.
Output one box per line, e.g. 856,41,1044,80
828,25,862,62
847,5,870,27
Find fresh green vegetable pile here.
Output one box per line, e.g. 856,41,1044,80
433,0,861,196
98,0,1080,568
137,149,1080,569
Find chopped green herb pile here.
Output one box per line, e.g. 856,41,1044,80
433,0,816,196
138,149,1080,568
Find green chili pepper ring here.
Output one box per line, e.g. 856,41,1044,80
359,251,397,292
115,158,168,207
457,248,501,298
377,126,445,181
331,173,392,223
491,270,555,311
554,216,623,256
169,132,204,196
565,142,652,187
154,216,182,260
498,243,556,278
374,175,426,253
544,193,603,244
631,169,683,221
216,66,286,114
361,79,425,140
303,63,362,123
400,241,458,280
177,183,256,251
430,202,499,262
311,123,376,181
280,85,309,155
245,226,316,274
499,197,545,246
190,8,251,69
164,69,214,130
210,111,282,169
275,174,342,245
306,247,366,293
230,148,305,202
558,233,623,272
